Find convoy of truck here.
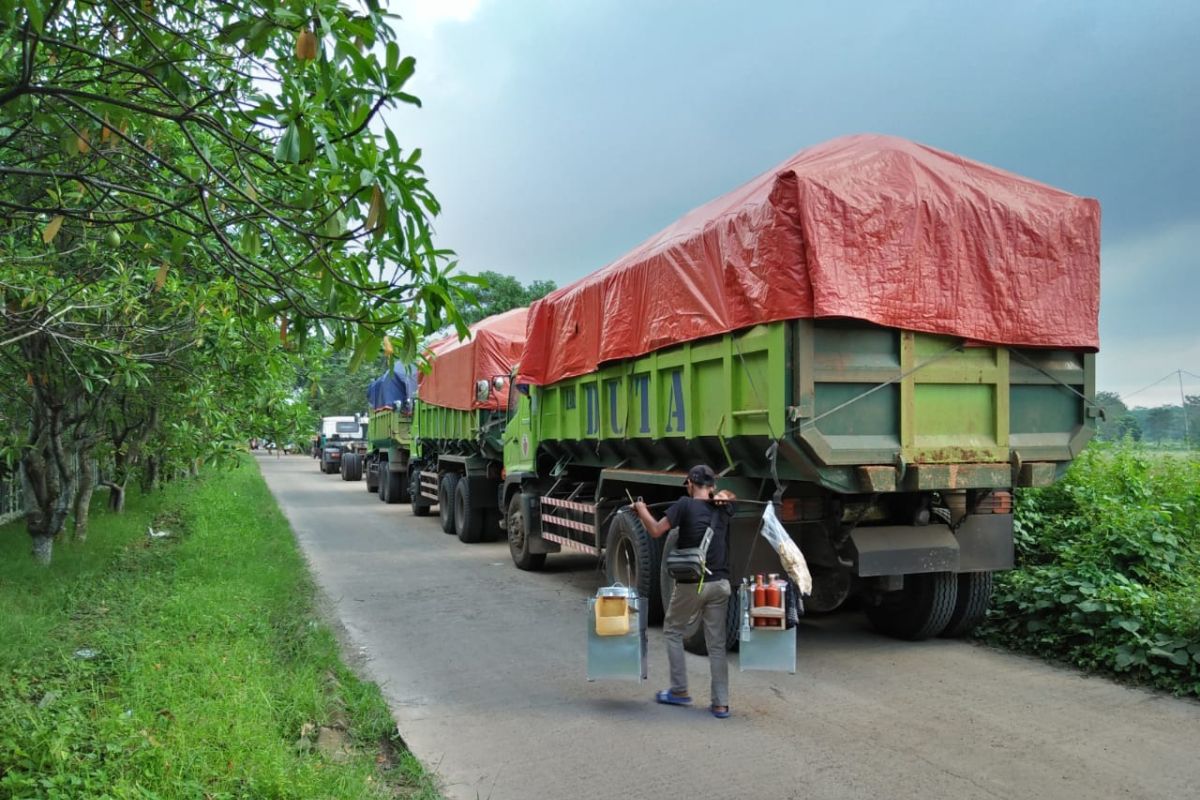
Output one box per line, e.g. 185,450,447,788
319,135,1101,648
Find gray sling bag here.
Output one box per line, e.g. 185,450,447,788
665,526,714,583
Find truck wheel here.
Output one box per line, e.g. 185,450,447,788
341,453,362,481
507,493,546,571
606,509,664,625
381,469,402,504
939,571,994,638
454,478,484,543
659,530,740,653
865,571,958,640
438,473,459,534
396,469,411,503
410,472,432,517
378,467,391,502
365,459,379,493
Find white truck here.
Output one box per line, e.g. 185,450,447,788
316,416,366,475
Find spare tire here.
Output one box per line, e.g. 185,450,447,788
341,452,362,481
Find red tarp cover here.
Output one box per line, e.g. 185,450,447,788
419,307,528,411
520,134,1100,386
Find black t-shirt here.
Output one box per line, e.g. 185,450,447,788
664,496,733,582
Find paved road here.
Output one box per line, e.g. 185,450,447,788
255,453,1200,800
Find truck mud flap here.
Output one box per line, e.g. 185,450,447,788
955,513,1014,572
850,516,1015,577
850,526,958,577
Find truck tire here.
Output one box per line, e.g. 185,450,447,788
341,452,362,481
438,473,459,534
378,466,391,502
939,571,994,638
659,530,741,654
381,468,403,504
410,471,432,517
365,458,379,493
454,478,484,543
507,492,546,571
605,509,664,625
865,571,958,640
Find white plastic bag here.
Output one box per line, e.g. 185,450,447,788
758,503,813,596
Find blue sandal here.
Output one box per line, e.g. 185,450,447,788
655,689,692,706
710,705,731,719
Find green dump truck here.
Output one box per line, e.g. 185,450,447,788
498,135,1101,644
407,308,528,543
343,364,418,500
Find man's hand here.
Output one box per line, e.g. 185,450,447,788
713,489,736,505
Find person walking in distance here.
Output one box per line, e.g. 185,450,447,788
633,464,736,718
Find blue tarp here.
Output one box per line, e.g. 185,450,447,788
367,363,418,410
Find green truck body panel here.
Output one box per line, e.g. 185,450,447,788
368,407,412,453
504,319,1094,495
412,399,506,463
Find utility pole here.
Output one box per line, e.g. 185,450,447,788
1180,370,1192,448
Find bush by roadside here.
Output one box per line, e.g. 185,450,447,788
0,461,442,799
980,442,1200,697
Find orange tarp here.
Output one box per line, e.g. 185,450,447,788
418,307,528,411
519,134,1100,386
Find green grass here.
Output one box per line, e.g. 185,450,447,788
0,461,443,799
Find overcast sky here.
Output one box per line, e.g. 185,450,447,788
388,0,1198,407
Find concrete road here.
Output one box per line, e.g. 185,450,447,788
255,453,1200,800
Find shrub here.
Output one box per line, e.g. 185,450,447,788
982,442,1200,697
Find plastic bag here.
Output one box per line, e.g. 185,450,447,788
759,503,813,596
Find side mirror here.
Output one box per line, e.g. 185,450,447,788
475,379,490,403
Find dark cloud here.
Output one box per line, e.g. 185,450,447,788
391,0,1198,403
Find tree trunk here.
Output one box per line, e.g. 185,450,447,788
109,480,127,513
141,455,159,493
30,534,54,565
73,453,97,542
20,408,75,565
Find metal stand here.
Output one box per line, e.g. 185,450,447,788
738,585,797,673
587,586,648,682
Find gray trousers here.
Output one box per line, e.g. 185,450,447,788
663,578,731,707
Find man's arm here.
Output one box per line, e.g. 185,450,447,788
633,500,673,538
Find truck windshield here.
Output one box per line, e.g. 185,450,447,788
335,422,359,434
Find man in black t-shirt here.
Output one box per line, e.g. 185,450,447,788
633,464,735,719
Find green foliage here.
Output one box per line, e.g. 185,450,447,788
1,0,477,359
459,270,556,326
305,349,386,420
982,442,1200,696
0,463,442,798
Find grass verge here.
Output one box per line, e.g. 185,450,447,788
980,442,1200,697
0,460,443,799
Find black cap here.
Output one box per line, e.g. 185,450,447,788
684,464,716,487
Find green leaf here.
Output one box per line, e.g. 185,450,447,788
23,0,44,33
274,124,300,164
